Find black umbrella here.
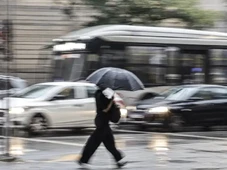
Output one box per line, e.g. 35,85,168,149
86,67,144,91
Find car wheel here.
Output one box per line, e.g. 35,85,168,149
166,115,184,132
28,114,48,136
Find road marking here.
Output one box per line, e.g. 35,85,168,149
0,136,105,148
0,130,227,148
115,129,227,141
0,149,38,154
38,134,142,140
38,136,90,140
114,129,144,134
163,132,227,141
45,154,81,162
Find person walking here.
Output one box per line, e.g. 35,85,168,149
78,85,127,168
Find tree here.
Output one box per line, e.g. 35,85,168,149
83,0,217,29
53,0,77,19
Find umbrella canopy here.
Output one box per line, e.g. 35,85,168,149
86,67,144,91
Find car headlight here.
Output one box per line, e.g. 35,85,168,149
126,106,136,111
9,107,25,114
148,107,169,113
120,108,128,118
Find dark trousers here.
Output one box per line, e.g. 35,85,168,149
80,126,123,163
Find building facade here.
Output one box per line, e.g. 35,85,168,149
0,0,225,85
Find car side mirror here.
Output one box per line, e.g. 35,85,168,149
50,94,66,101
188,97,203,101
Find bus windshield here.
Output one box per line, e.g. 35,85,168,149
53,54,86,81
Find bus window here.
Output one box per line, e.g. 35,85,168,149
100,48,126,68
125,46,167,85
84,54,100,77
149,47,167,85
180,52,205,84
125,46,181,85
210,49,227,66
165,47,181,84
210,49,227,84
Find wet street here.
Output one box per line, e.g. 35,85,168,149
1,128,227,169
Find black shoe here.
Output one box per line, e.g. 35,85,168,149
117,161,127,168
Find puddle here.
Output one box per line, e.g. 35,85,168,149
169,160,195,163
192,168,222,170
190,149,227,154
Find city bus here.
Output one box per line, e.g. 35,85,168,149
51,25,227,87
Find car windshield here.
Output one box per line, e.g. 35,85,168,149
11,84,56,99
154,87,197,101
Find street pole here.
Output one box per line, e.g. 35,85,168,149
225,0,227,33
5,0,10,157
0,0,15,162
5,26,10,158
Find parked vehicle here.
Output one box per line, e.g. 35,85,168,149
0,75,27,99
0,82,126,135
121,84,227,131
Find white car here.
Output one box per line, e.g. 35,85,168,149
0,82,127,134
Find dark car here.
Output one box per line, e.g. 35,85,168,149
122,84,227,131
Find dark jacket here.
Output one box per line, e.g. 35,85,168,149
94,89,113,128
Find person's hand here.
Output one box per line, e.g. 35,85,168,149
115,103,121,108
102,88,114,99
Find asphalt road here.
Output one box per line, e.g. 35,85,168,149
0,128,227,169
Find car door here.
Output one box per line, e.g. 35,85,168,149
47,86,80,127
209,87,227,125
69,85,96,126
180,88,216,125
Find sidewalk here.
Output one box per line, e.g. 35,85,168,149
0,133,227,170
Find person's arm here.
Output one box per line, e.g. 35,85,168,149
103,99,114,113
95,90,114,113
